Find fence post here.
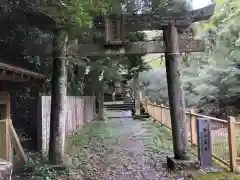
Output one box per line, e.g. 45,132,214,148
228,116,237,172
83,97,86,123
160,104,163,125
190,109,197,147
145,99,147,112
92,97,95,117
153,101,156,121
146,99,148,112
37,96,43,152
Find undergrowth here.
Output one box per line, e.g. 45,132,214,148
145,120,240,179
19,116,240,179
19,117,114,180
64,118,117,179
141,121,173,155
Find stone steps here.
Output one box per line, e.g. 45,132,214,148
104,102,135,111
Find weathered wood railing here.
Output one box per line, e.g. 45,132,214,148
143,101,239,172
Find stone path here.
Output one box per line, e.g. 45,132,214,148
12,110,239,180
65,110,189,180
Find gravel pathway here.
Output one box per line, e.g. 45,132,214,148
65,110,189,180
13,110,190,179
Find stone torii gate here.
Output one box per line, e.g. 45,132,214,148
91,4,215,165
27,3,215,165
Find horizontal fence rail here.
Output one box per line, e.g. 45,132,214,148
143,101,238,172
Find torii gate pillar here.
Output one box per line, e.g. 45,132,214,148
164,24,189,160
133,73,141,116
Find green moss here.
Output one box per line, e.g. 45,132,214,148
148,121,240,179
65,116,240,179
194,172,240,180
66,119,117,156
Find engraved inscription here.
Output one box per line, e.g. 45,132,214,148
197,118,212,167
112,19,118,39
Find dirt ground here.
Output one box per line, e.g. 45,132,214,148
13,110,240,179
65,110,192,180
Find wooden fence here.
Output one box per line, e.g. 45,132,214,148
144,101,239,172
38,96,96,152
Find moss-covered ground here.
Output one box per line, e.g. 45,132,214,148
65,110,240,179
12,110,240,179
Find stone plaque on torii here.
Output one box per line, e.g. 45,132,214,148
25,3,215,166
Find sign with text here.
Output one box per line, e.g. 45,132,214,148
197,118,212,167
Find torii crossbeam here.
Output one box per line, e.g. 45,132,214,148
26,39,204,56
24,4,214,56
93,4,215,31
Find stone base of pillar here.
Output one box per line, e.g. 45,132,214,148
0,159,12,180
44,164,69,171
133,114,149,120
95,114,105,121
166,156,200,172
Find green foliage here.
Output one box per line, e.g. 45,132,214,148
72,31,150,93
36,166,59,180
124,0,191,13
1,0,198,148
121,32,151,80
183,0,240,114
142,121,173,154
34,0,118,27
140,0,240,116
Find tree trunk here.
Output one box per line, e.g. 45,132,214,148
163,25,189,160
49,28,68,164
